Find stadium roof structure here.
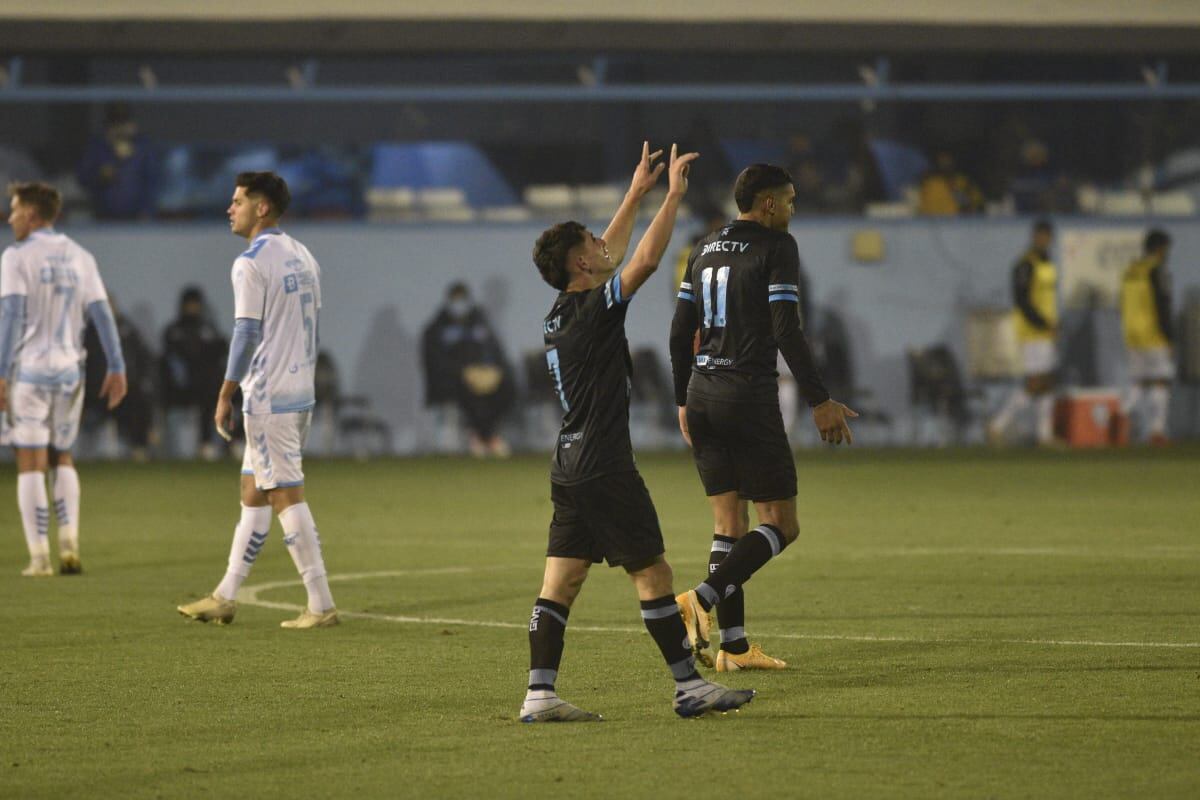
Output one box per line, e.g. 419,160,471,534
3,0,1200,53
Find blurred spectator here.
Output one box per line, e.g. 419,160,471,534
679,116,734,216
1119,229,1175,445
160,287,227,459
822,116,887,213
0,145,44,189
420,283,515,457
77,103,160,220
918,150,985,216
788,135,830,214
1010,139,1077,214
82,297,155,460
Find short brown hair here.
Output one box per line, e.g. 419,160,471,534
8,182,62,223
533,221,586,291
235,171,290,217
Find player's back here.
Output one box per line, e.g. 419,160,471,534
234,229,321,414
1,228,105,382
682,220,800,404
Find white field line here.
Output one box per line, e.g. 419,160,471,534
238,569,1200,650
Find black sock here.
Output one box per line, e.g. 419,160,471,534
695,524,788,612
528,597,569,691
710,535,749,654
640,595,700,685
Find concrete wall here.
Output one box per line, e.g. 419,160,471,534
61,216,1200,449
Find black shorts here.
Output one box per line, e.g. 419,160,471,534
547,471,665,568
686,394,797,502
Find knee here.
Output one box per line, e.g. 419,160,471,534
625,556,673,596
760,518,799,545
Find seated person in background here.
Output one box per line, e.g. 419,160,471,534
421,283,515,457
918,150,984,216
77,103,160,221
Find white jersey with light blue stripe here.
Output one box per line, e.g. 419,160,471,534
231,229,321,415
0,228,108,384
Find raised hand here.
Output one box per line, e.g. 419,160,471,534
628,140,666,199
667,143,700,197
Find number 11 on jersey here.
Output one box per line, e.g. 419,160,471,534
701,266,730,329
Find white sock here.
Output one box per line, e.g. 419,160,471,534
1035,395,1054,443
17,472,50,561
1147,386,1170,437
279,502,335,613
52,466,81,555
1121,385,1144,415
214,504,273,602
991,387,1030,432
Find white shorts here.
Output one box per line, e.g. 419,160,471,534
241,411,311,491
5,378,84,451
1021,341,1057,376
1128,347,1175,382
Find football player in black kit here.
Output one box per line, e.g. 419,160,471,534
519,143,756,722
670,164,857,671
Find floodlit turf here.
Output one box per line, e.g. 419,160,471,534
1,448,1198,799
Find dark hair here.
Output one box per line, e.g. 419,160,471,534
447,282,470,299
236,171,290,217
533,221,587,291
7,181,62,223
1144,228,1171,253
733,164,794,213
1033,218,1054,235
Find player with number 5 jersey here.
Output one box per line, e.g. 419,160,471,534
177,171,337,630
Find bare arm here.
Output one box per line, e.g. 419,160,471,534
618,144,699,300
602,140,664,267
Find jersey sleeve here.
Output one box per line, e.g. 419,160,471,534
581,274,631,327
79,252,109,306
232,257,267,320
766,237,802,306
0,248,27,298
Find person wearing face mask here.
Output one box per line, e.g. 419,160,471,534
77,103,160,221
420,283,515,457
160,286,228,459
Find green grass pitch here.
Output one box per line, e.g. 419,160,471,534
1,448,1198,799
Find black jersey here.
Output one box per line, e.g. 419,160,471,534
672,220,828,406
543,273,636,485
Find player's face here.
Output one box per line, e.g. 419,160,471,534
227,187,261,238
765,185,796,231
1033,229,1053,252
573,230,613,281
7,197,35,242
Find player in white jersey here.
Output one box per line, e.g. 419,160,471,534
0,182,127,576
177,172,337,629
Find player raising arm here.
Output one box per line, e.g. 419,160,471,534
668,163,856,671
520,143,756,722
